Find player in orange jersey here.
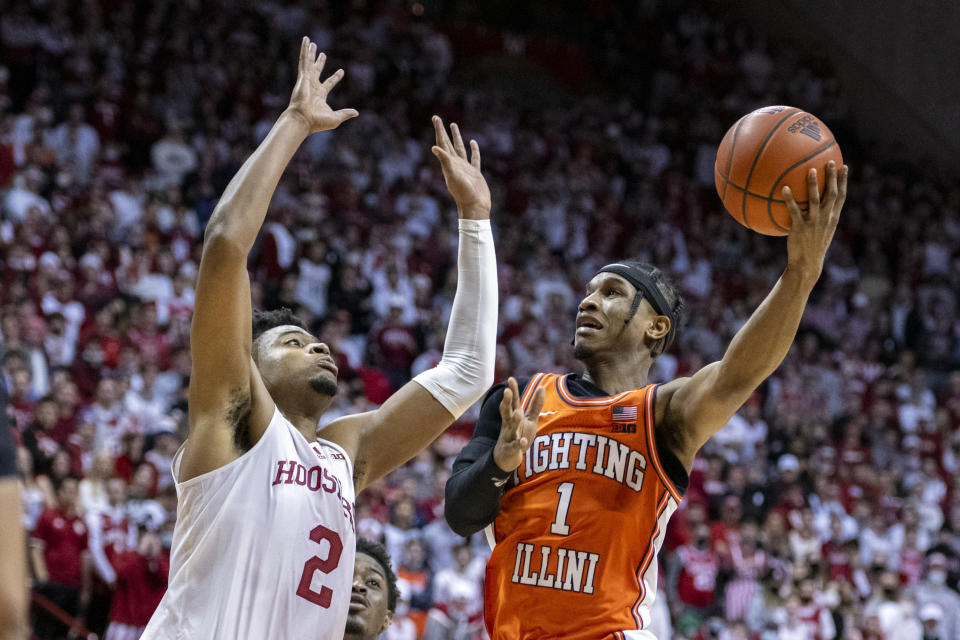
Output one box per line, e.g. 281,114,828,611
445,162,848,639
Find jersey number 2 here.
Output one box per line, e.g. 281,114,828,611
296,524,343,608
550,482,574,535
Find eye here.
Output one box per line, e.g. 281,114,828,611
287,339,301,347
606,288,622,297
367,579,382,589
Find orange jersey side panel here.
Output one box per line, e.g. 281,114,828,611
484,373,682,640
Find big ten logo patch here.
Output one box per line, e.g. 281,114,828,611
611,423,636,434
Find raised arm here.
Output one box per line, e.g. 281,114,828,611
180,38,357,480
657,162,849,469
324,117,496,492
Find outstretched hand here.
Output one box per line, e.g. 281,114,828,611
287,37,359,133
782,161,849,284
431,116,491,220
494,377,545,473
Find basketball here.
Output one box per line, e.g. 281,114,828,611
714,106,843,236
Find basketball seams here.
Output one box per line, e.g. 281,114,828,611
738,108,802,230
718,115,746,201
764,140,838,232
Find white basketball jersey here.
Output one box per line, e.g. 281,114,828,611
141,407,356,640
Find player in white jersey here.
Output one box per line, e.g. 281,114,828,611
142,37,497,640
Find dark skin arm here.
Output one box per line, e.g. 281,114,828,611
180,38,357,481
656,162,849,470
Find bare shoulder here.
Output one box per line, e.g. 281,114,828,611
651,376,698,471
320,412,368,464
653,377,689,425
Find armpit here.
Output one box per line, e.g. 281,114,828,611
226,388,253,453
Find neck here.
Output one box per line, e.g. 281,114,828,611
277,403,327,441
582,350,654,395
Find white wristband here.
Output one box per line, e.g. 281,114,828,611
413,219,497,418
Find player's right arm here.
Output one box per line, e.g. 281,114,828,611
445,377,544,537
656,163,848,471
181,38,358,480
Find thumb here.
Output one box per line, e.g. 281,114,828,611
336,108,359,122
432,145,452,164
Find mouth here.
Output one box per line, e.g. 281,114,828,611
349,595,368,612
316,358,339,376
575,316,603,336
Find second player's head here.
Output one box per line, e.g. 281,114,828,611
343,538,399,640
251,308,339,405
573,260,684,363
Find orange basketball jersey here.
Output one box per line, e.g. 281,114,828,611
484,373,683,640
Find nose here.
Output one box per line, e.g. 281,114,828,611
309,342,331,356
578,293,599,313
352,575,366,593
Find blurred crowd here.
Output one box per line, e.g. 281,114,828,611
2,0,959,639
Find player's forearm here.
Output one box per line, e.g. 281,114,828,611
204,110,311,251
445,445,509,536
413,219,497,417
718,265,815,394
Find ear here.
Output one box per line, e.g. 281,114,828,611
380,610,394,634
645,314,671,342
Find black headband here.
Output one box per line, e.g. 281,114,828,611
597,263,672,318
596,262,678,352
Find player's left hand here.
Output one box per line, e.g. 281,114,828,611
494,377,545,473
782,161,848,285
431,116,491,220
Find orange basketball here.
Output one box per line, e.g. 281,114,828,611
714,105,843,236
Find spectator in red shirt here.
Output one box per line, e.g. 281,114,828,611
671,524,719,623
29,476,91,639
369,299,419,391
104,529,169,640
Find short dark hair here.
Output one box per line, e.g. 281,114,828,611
251,308,306,343
356,537,399,613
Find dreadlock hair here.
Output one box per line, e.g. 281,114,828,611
251,307,306,344
356,537,399,613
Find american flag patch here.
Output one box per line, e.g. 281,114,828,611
612,406,638,422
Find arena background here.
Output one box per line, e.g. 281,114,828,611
3,0,960,638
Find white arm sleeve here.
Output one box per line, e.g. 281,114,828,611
413,219,497,418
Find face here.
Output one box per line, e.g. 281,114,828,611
254,326,338,400
58,479,79,509
343,553,392,639
106,478,127,505
573,273,669,361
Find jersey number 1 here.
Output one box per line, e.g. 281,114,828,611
296,524,343,608
550,482,574,535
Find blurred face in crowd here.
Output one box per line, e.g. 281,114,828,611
36,399,58,430
16,447,33,476
96,378,118,405
57,478,79,512
572,273,669,363
253,326,338,408
343,552,393,640
106,477,127,506
391,497,416,529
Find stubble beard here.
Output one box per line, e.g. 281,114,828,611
572,340,593,361
343,617,365,636
309,376,338,397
